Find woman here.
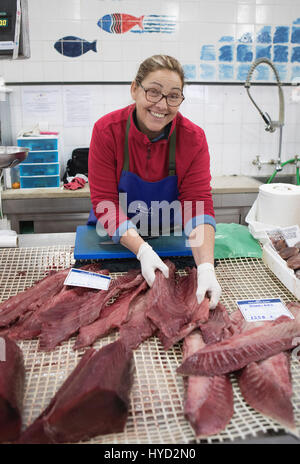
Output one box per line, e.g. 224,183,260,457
88,55,221,309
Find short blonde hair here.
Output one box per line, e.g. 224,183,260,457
134,55,185,88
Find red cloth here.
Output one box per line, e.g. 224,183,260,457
64,177,86,190
88,104,215,238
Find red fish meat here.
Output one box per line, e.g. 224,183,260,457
119,289,157,350
183,331,234,437
147,263,210,350
73,279,148,350
38,270,142,351
227,309,296,430
177,306,300,377
237,352,295,431
0,268,70,327
0,337,25,443
18,340,134,444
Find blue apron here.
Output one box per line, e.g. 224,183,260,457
87,115,180,236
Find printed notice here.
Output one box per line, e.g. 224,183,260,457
64,268,111,291
21,87,61,123
237,298,294,322
63,87,91,127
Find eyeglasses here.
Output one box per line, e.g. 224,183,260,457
139,83,185,107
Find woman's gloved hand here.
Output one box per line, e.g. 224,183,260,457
196,262,221,309
137,242,169,287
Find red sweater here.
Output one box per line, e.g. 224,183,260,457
88,104,215,241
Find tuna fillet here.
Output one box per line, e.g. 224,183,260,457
6,266,110,341
183,331,234,437
73,279,148,349
177,306,300,377
38,270,142,351
0,268,70,328
147,263,210,350
228,309,296,430
237,352,295,431
119,289,157,350
0,337,25,442
18,340,134,444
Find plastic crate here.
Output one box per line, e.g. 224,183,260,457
20,175,60,189
17,138,58,151
19,163,60,177
21,151,59,164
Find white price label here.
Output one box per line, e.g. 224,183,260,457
237,298,294,322
64,268,111,291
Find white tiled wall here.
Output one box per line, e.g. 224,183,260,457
1,0,300,180
7,82,300,179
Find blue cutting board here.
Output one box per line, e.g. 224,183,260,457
74,225,193,260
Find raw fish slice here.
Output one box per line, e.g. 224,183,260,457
119,289,157,350
183,331,234,437
177,307,300,377
237,352,296,431
18,340,134,444
147,263,209,350
73,279,147,349
38,270,142,351
0,269,70,327
7,286,98,340
199,302,233,344
0,337,25,442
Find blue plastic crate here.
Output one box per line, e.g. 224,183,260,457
21,151,59,164
19,163,60,177
20,175,60,189
18,138,58,151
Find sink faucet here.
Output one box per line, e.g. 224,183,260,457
245,58,285,170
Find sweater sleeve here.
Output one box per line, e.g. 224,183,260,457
88,122,137,242
178,128,216,237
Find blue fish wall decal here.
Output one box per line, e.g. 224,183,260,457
54,36,97,57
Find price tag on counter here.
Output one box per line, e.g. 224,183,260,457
64,268,111,291
236,298,294,322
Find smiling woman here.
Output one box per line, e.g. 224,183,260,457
88,54,221,309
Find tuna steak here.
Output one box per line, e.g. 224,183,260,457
183,331,234,437
18,340,134,444
177,306,300,377
0,337,25,442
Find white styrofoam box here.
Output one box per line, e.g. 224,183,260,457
262,243,300,300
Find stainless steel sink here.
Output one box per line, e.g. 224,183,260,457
252,175,298,184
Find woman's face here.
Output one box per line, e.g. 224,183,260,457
131,69,183,140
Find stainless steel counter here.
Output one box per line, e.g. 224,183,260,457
2,176,261,234
18,232,76,248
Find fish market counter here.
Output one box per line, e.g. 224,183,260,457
0,233,299,445
2,176,260,234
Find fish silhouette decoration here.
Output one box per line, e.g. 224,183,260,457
54,36,97,57
97,13,144,34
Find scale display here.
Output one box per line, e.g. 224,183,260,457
0,14,12,33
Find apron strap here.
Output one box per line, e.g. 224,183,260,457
123,115,131,172
123,114,176,175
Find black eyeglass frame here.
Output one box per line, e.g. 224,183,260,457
139,83,185,107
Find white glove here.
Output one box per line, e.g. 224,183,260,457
137,242,169,287
196,262,221,309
